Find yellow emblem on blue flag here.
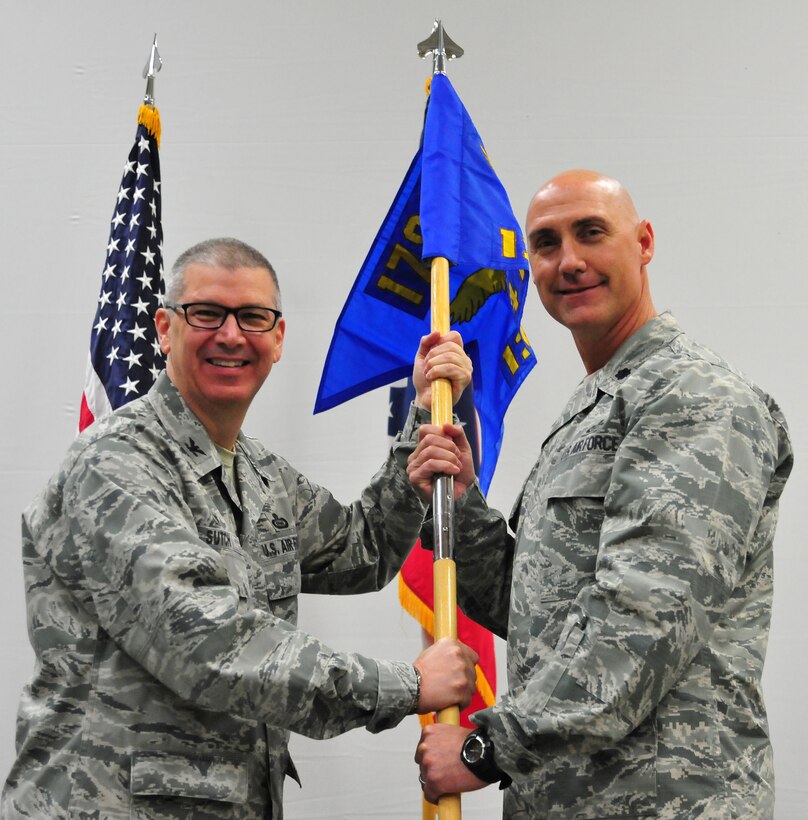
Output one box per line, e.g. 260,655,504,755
315,73,536,492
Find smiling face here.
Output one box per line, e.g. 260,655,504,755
155,263,285,446
526,171,656,372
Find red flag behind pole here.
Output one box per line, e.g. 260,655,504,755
399,543,496,726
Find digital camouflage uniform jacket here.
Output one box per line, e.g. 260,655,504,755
3,372,425,819
417,313,793,819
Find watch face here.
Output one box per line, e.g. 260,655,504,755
463,734,485,764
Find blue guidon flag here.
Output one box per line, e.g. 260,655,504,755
315,73,536,492
80,103,164,431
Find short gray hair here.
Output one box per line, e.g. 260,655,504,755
166,238,281,309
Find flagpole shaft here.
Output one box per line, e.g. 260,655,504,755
430,256,462,820
433,558,458,703
423,796,438,819
430,256,454,422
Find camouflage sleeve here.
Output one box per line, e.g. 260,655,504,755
472,370,787,778
294,435,427,595
418,483,515,637
403,398,517,635
60,435,419,740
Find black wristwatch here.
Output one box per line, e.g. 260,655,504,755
460,729,512,788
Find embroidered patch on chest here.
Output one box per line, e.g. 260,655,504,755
197,526,236,548
259,534,299,559
564,433,621,457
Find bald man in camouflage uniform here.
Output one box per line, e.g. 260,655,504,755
410,171,793,818
2,238,478,819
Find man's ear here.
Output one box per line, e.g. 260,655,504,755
638,219,655,265
272,318,286,364
154,308,171,355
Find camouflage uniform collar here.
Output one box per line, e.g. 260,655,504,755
145,372,225,478
592,312,683,396
545,313,683,441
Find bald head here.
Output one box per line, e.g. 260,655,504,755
529,170,640,228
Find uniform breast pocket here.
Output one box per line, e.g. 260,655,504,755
129,750,249,812
538,455,614,602
262,555,301,601
254,531,302,609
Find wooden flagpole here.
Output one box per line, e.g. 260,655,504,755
417,21,465,820
430,257,461,820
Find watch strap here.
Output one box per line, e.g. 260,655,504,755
460,729,512,788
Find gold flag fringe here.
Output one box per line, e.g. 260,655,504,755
398,574,496,728
137,104,162,147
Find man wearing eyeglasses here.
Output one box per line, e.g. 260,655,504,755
3,238,477,819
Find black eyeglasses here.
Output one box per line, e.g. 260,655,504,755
167,302,282,333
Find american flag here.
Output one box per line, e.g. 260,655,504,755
79,105,165,431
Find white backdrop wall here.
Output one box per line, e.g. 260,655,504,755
1,2,805,817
